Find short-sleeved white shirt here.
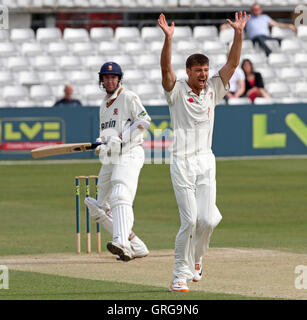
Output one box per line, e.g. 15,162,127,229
229,67,245,93
245,14,272,39
164,75,229,157
100,86,151,147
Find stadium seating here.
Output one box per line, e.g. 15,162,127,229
1,15,306,107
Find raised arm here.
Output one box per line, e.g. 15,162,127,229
158,13,176,92
269,19,297,33
219,11,250,87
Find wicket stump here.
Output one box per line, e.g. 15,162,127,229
75,175,101,254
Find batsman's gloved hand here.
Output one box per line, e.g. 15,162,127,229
94,136,108,156
107,136,122,156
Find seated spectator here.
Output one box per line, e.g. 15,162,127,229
53,84,82,106
225,66,246,103
245,3,297,56
220,3,297,56
241,59,270,102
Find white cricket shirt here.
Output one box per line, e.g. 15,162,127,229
100,86,151,147
164,75,229,157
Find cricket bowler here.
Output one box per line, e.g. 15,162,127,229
158,11,250,292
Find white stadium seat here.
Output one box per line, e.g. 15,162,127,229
294,53,307,67
15,100,38,108
173,26,192,41
193,26,218,41
83,55,105,71
0,71,15,85
201,41,227,54
133,83,161,101
63,28,90,42
84,84,103,100
136,54,159,69
294,82,307,98
47,42,70,56
141,27,164,42
279,67,303,83
280,39,303,53
32,55,57,71
271,26,296,39
266,82,291,98
57,0,75,7
3,85,29,102
147,41,164,53
254,97,274,105
97,41,121,55
228,97,252,105
274,97,303,104
171,54,186,69
115,27,141,42
297,25,307,41
122,41,147,54
175,40,199,56
36,28,62,43
7,56,30,71
219,27,235,44
123,69,146,85
255,66,276,82
90,27,114,42
10,28,35,43
147,69,162,83
71,42,96,56
107,55,134,69
268,53,291,67
0,42,18,57
20,42,45,56
58,55,82,70
40,71,66,85
70,71,93,84
18,71,41,85
30,85,53,101
0,30,9,41
210,54,227,68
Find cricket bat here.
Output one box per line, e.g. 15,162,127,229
31,142,102,159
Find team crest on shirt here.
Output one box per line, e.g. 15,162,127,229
208,92,213,100
113,108,118,115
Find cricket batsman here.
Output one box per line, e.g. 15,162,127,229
84,61,151,261
158,12,250,291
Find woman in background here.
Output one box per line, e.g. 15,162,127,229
241,59,270,102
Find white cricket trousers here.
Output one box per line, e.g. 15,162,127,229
170,152,222,281
97,146,145,249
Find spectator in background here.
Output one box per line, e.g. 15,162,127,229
241,58,270,102
53,84,82,106
245,3,297,56
224,66,245,103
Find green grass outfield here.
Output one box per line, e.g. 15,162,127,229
0,158,306,300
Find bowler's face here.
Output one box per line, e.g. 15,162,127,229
103,74,120,94
186,64,209,91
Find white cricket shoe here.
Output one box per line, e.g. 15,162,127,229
169,278,189,292
192,263,203,282
129,233,149,258
107,241,133,262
